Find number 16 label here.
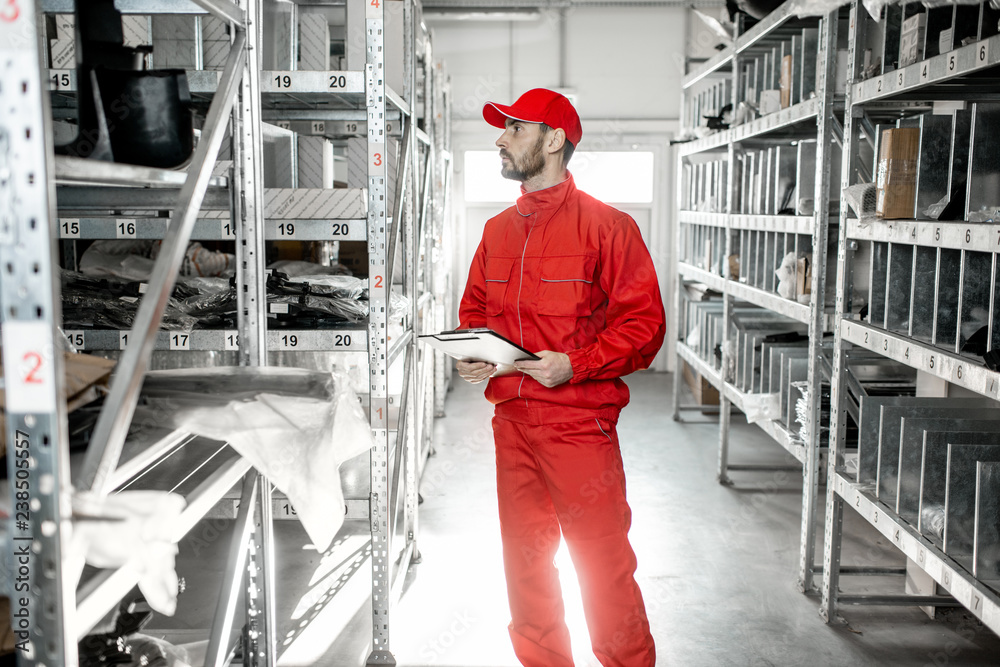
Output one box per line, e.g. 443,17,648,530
2,322,56,414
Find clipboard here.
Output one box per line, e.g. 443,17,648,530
418,328,539,365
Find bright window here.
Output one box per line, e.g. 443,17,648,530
464,150,654,204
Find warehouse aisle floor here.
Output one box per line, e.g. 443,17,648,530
378,370,1000,667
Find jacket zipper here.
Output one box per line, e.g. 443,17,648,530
516,214,537,400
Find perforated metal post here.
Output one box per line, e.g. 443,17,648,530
234,0,275,663
821,0,864,623
0,2,77,664
366,0,394,662
799,9,840,594
716,139,737,485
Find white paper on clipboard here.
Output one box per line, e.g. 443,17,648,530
418,328,539,366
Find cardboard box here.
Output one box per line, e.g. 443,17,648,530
899,13,926,68
780,55,793,109
876,127,919,219
796,256,812,298
53,13,74,40
682,360,720,412
49,39,75,69
299,14,330,71
759,89,781,115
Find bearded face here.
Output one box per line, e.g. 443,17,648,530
500,130,547,182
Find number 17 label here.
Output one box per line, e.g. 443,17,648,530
2,322,57,414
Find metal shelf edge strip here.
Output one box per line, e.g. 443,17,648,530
840,319,1000,400
846,218,1000,254
680,99,821,157
833,472,1000,634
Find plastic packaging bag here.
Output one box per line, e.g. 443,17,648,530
741,392,781,424
842,182,879,222
71,491,187,616
786,0,847,17
81,240,235,280
135,367,375,551
921,503,946,539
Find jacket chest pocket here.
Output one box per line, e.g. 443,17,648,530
536,255,598,317
485,258,516,316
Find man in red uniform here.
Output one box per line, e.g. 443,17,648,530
456,88,664,667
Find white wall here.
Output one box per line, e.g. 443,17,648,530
431,8,687,122
429,8,693,371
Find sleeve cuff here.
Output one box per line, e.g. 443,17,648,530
567,349,590,384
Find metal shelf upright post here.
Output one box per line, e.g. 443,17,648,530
672,0,845,592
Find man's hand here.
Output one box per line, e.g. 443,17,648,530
457,360,496,384
514,350,573,388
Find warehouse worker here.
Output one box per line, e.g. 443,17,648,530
457,88,664,667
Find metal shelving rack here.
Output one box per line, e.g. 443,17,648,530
672,0,845,593
2,0,450,664
820,0,1000,636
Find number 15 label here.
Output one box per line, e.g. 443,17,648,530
2,322,57,414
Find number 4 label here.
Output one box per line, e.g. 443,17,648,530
2,322,57,413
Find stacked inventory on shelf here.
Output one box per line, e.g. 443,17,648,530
1,0,451,664
821,0,1000,636
672,0,846,593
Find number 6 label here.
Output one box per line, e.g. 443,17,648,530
2,322,56,413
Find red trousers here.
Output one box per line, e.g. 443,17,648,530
492,415,656,667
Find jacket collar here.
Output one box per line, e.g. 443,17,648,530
514,172,575,217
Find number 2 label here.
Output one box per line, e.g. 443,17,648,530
2,322,56,413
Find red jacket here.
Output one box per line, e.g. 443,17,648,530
458,173,665,424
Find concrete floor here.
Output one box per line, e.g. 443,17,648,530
158,370,1000,666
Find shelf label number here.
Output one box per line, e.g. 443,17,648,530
51,71,71,90
331,222,349,237
311,122,325,134
3,323,56,413
61,218,80,238
274,74,292,88
329,75,347,89
280,502,297,516
334,334,352,347
897,70,903,87
221,221,236,239
117,219,136,238
948,53,957,72
281,334,298,348
169,333,191,351
369,143,386,173
921,62,930,81
278,222,295,237
65,331,85,348
373,275,384,289
1,0,20,22
979,41,989,65
119,332,129,349
225,331,239,351
345,122,359,133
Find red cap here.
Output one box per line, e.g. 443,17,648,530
483,88,582,147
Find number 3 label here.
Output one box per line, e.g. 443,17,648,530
1,0,20,22
2,322,56,413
